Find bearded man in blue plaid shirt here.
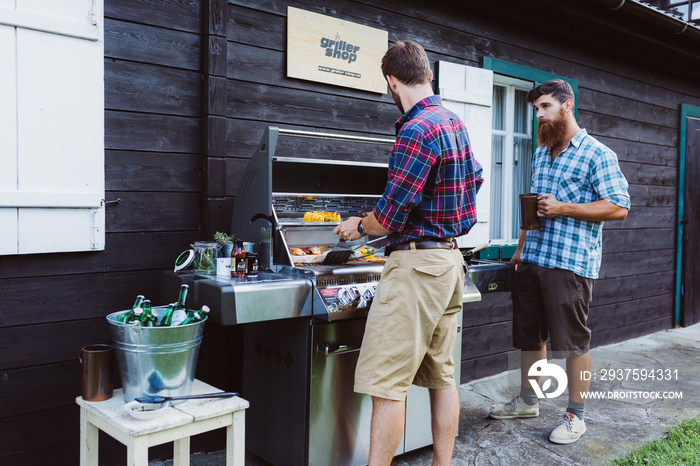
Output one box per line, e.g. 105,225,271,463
489,80,630,445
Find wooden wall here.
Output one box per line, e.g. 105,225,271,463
1,0,699,464
221,0,699,382
0,1,208,464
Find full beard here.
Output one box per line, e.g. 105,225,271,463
537,108,568,149
389,87,405,115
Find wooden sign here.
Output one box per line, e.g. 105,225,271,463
287,7,387,94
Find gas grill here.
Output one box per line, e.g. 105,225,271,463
230,126,400,323
162,127,511,466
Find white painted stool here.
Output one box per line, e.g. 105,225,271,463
76,379,249,466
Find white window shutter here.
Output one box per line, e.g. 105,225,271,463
438,61,493,248
0,0,105,255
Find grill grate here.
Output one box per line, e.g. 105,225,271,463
272,195,379,215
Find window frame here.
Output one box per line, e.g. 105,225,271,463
482,57,578,120
479,57,578,259
490,75,534,243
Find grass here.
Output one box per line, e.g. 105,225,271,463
609,415,700,465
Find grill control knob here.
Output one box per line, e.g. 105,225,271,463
338,286,361,307
360,286,377,308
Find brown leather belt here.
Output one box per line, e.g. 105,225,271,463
385,239,458,257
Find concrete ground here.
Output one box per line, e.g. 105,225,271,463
151,323,700,466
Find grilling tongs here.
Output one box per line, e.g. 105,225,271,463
135,391,237,404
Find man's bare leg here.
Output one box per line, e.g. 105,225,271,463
521,346,547,390
368,396,405,466
429,386,459,466
566,351,592,403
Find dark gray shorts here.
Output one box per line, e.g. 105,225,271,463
512,262,594,358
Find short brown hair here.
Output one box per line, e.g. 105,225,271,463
527,79,574,105
381,40,431,86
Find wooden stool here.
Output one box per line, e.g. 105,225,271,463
76,379,249,466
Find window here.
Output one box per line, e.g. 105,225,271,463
490,76,533,242
437,59,577,252
481,58,578,253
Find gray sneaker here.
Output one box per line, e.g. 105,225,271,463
549,412,586,444
489,396,539,420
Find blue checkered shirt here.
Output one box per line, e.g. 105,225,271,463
521,129,630,279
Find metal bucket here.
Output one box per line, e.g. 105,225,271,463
107,309,206,402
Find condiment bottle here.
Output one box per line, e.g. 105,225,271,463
246,252,259,276
231,240,246,277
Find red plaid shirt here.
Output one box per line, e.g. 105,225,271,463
375,96,483,244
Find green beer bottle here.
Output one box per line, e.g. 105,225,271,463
116,294,146,323
140,299,157,327
179,305,210,325
132,294,145,310
159,302,178,327
176,284,189,309
125,307,143,324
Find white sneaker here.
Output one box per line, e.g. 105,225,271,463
549,412,586,444
489,396,539,420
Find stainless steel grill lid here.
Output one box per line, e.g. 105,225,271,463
230,126,395,321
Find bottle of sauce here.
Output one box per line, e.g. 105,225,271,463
246,252,258,277
231,240,246,277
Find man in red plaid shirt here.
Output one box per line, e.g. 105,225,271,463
335,40,483,466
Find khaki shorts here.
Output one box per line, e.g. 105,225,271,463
354,247,466,401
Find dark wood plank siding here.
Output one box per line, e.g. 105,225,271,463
0,1,206,463
2,0,700,463
224,0,700,383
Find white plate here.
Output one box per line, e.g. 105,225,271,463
124,400,168,421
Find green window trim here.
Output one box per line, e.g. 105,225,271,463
482,57,578,117
479,244,518,261
482,56,578,148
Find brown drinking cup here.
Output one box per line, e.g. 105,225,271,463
79,344,114,401
518,193,541,230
